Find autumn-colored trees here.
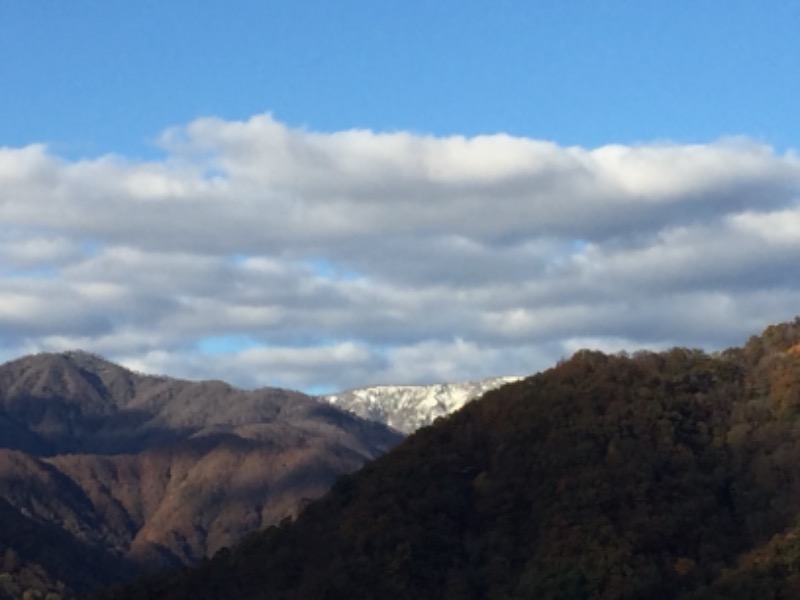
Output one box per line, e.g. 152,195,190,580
102,317,800,599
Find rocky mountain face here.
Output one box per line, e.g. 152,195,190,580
107,317,800,599
320,376,521,433
0,351,402,599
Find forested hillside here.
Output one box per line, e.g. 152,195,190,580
104,318,800,599
0,352,401,599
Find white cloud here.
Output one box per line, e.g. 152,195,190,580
1,114,799,391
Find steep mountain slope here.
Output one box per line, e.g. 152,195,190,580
320,376,521,433
0,495,134,599
0,351,402,598
107,317,800,599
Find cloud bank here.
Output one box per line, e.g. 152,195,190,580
2,114,799,391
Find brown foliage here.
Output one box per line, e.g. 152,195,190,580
0,352,401,598
104,316,800,599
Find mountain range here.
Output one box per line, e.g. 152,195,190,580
104,317,800,599
0,350,403,599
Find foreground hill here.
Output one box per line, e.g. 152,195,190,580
319,376,521,433
105,317,800,599
0,351,402,599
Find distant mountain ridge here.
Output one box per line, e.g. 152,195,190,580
320,376,522,433
0,350,402,599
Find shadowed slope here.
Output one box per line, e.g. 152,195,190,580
0,351,402,598
104,317,800,599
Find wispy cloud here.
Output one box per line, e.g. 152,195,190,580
1,114,799,390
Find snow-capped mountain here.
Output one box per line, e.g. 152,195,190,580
319,376,522,434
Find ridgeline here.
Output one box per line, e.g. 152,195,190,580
102,318,800,599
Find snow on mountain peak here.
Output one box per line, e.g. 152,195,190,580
319,376,522,434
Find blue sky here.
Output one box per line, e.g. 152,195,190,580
1,2,799,392
2,1,798,154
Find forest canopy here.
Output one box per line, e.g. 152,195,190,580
100,317,800,599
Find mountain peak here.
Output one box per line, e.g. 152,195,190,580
320,375,522,433
61,349,117,368
0,350,403,596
